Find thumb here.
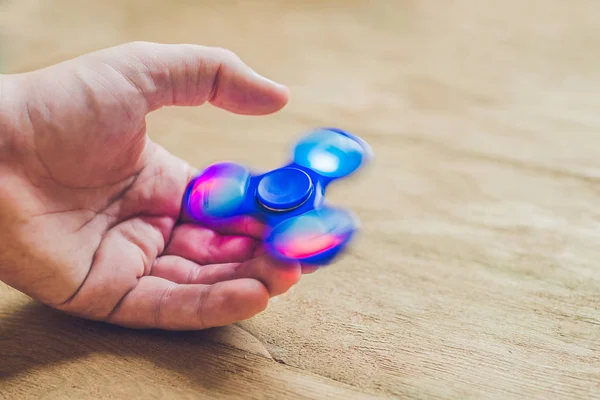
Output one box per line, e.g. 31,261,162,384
81,41,290,115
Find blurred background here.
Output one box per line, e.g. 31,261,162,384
1,1,599,399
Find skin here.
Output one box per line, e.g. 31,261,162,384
0,41,313,330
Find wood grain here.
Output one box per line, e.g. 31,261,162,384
1,0,599,399
1,285,384,399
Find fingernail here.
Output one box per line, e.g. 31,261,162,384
250,69,287,89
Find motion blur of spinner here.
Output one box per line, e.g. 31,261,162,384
183,128,373,266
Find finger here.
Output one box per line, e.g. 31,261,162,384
152,252,302,297
301,265,319,274
164,223,259,265
87,41,289,114
187,215,268,241
106,276,269,330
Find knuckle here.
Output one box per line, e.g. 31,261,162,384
210,46,240,63
194,286,211,328
154,283,176,327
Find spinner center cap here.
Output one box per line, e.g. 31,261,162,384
256,167,313,211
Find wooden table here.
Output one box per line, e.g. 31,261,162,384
1,1,598,398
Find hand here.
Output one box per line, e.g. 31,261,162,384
0,41,308,330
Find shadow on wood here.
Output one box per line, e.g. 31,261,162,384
1,298,379,399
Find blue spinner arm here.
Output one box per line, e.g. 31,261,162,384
182,128,372,266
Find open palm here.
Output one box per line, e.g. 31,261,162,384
0,42,303,330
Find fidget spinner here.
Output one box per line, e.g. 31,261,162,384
182,128,372,266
